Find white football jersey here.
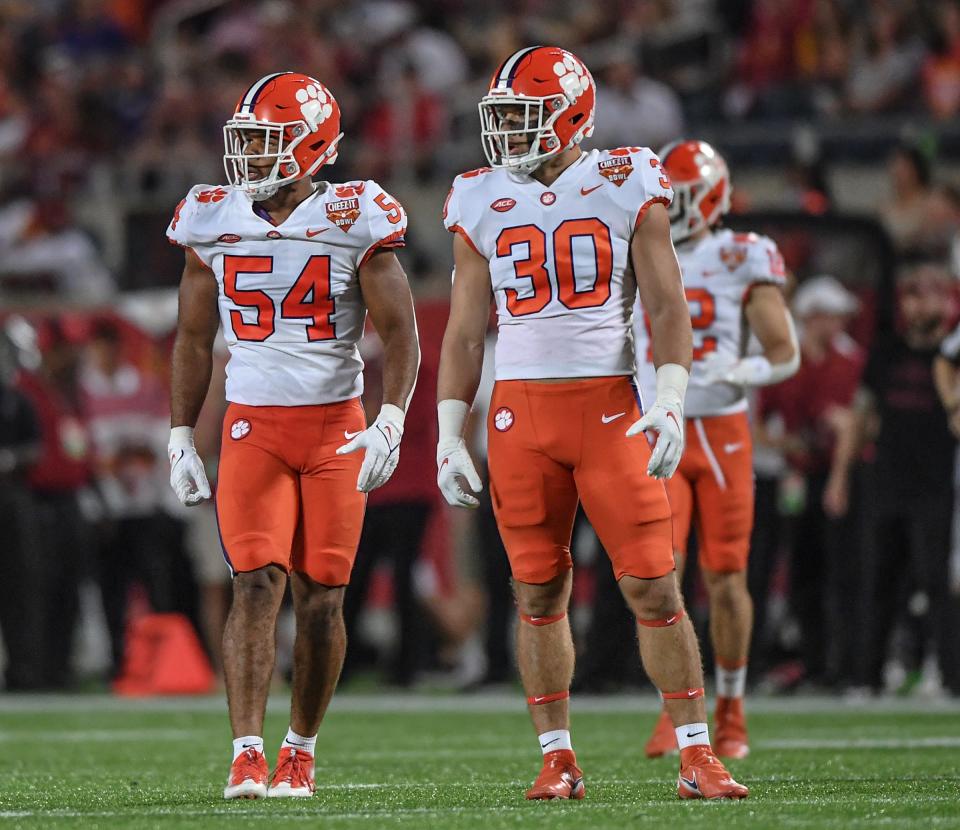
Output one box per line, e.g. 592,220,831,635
443,147,673,380
167,180,406,406
635,228,787,417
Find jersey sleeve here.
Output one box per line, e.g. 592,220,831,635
442,170,489,256
165,184,221,266
743,234,788,299
359,180,407,266
165,187,202,249
941,321,960,364
632,147,674,228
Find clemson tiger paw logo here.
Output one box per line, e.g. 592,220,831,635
553,54,590,102
230,419,251,440
295,84,334,130
494,407,515,432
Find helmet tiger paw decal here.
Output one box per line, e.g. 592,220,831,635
553,54,590,102
295,84,334,131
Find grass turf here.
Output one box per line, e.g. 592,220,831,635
0,695,959,829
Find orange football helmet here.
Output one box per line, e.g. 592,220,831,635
479,46,595,173
658,139,731,243
223,72,343,200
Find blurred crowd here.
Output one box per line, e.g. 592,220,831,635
5,0,960,294
3,0,960,698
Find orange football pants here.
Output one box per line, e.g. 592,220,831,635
215,399,366,586
666,411,754,573
486,377,674,584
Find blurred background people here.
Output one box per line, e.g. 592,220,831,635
834,262,960,696
755,276,866,689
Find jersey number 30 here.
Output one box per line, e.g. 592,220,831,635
496,219,612,315
223,255,335,342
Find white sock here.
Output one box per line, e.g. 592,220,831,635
675,723,710,750
716,663,747,699
232,736,264,761
538,729,573,755
281,728,317,755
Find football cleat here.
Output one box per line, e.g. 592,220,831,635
714,697,750,759
267,746,316,798
525,749,585,800
644,708,678,758
677,745,749,800
224,748,269,799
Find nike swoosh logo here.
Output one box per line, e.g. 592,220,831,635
724,442,744,454
344,429,363,440
601,412,626,423
685,730,707,738
580,183,603,195
684,686,698,696
530,695,556,704
241,743,259,749
540,738,560,748
679,774,699,791
306,228,329,238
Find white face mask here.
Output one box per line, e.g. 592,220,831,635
223,118,341,200
478,95,570,174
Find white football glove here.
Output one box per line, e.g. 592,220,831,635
336,404,404,493
697,351,742,386
436,437,483,508
168,426,211,506
625,363,689,480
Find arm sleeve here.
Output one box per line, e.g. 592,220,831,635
360,181,407,266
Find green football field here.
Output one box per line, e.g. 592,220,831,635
1,693,958,829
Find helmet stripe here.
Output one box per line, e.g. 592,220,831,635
239,71,292,113
494,46,540,89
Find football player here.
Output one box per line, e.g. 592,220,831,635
436,47,747,801
166,72,419,799
635,140,799,759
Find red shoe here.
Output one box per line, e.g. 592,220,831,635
224,748,268,799
715,697,749,759
525,750,585,800
677,745,749,800
644,708,678,758
268,747,316,798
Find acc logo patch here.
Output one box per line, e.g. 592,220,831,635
490,197,516,213
326,197,361,232
493,407,515,432
598,155,634,187
218,233,241,243
230,419,251,440
720,246,748,271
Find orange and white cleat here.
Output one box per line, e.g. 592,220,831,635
714,697,750,759
525,750,585,800
644,708,678,758
224,748,269,799
268,747,316,798
677,745,749,800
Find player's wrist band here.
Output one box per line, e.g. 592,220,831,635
378,403,406,426
438,399,470,441
168,425,195,449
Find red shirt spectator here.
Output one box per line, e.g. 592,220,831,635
16,369,92,492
